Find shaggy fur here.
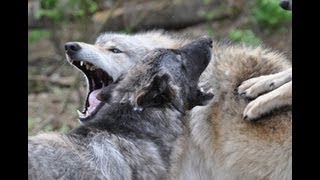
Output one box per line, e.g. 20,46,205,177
65,30,292,179
238,68,292,120
174,42,291,179
29,38,214,180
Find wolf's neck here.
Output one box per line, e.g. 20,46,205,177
69,102,185,168
71,103,184,140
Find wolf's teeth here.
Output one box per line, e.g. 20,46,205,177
207,88,214,94
90,66,96,71
133,106,143,112
77,110,82,116
77,110,86,118
86,64,91,69
66,55,74,63
80,61,84,66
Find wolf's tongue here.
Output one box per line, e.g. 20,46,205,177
87,89,102,114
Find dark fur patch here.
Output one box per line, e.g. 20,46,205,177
29,38,214,179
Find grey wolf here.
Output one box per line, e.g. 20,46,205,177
28,38,214,179
65,30,292,179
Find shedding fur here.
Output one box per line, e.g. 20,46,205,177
65,30,292,179
29,38,213,180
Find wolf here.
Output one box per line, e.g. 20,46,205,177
65,30,292,179
28,38,214,179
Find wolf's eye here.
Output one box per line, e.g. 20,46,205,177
109,48,122,53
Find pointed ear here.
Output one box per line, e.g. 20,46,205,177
187,89,214,109
136,74,172,108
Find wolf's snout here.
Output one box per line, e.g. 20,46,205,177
65,42,81,54
280,0,291,10
204,38,213,48
197,37,213,48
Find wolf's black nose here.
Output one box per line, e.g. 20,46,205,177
206,38,213,48
64,42,81,53
280,1,290,10
199,37,213,48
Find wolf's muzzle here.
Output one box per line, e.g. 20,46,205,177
65,42,81,55
280,0,291,10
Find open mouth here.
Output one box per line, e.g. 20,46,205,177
68,59,113,122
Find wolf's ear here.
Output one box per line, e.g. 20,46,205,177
135,74,172,108
187,89,214,109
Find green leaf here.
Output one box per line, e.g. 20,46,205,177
252,0,292,29
229,29,261,46
28,30,51,44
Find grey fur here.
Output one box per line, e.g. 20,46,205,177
29,38,213,180
65,30,291,179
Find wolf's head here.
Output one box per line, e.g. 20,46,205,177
75,38,214,122
64,31,193,120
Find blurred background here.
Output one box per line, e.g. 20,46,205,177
28,0,292,135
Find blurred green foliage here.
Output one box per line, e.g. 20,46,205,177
28,117,37,132
202,0,212,5
229,29,262,46
28,29,51,44
227,0,291,45
28,117,71,135
207,26,215,37
252,0,292,28
200,3,227,22
36,0,98,22
202,10,218,21
58,124,71,133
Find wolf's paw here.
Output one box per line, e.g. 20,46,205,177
243,96,268,121
238,68,292,99
242,81,292,121
238,77,273,99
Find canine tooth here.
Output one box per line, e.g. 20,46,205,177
66,55,74,63
80,61,84,66
77,110,85,118
207,88,214,94
90,66,96,71
133,106,143,112
77,119,83,124
77,110,82,116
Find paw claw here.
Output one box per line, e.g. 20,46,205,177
243,115,248,120
240,92,246,97
269,82,274,89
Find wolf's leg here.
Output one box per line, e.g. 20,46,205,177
243,81,292,120
238,68,292,98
